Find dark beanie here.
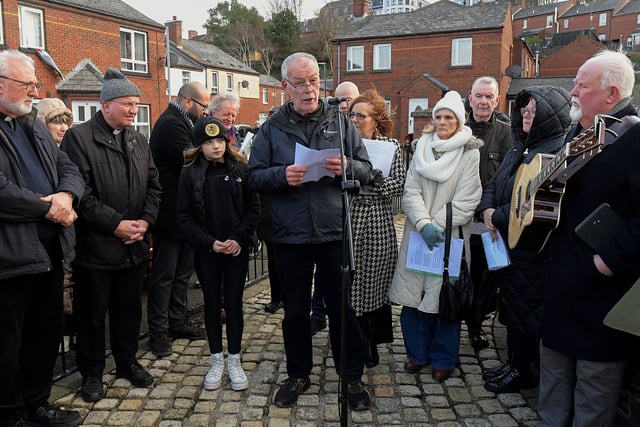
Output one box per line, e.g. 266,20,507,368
100,67,141,102
193,116,230,147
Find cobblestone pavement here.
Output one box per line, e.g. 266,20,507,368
51,215,540,426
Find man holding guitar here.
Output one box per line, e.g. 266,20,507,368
537,50,640,427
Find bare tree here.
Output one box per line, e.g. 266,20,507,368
268,0,303,21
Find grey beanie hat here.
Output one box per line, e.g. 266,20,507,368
100,67,141,102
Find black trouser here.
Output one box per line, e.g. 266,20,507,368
195,248,248,355
466,233,497,330
73,264,146,379
275,241,364,381
265,241,281,303
0,241,64,425
146,233,194,334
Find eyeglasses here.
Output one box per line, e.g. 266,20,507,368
520,107,536,116
349,112,369,120
285,79,320,92
188,97,208,110
0,75,42,92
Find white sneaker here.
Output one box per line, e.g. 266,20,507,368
227,354,248,391
204,352,224,390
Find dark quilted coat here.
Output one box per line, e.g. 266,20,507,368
476,86,571,337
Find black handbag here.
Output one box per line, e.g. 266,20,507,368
439,202,474,324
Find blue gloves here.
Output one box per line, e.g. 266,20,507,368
420,223,444,250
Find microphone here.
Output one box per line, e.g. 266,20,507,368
327,96,349,105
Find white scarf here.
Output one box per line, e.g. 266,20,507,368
412,126,473,183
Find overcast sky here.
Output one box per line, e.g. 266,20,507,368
122,0,327,38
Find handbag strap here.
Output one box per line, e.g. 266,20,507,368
444,202,452,272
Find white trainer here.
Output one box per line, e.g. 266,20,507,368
204,352,224,390
227,354,248,391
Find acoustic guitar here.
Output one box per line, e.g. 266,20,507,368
507,115,609,253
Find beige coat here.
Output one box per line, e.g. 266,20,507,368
388,130,482,313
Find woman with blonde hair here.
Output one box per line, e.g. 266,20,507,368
388,91,483,382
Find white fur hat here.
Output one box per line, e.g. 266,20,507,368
432,90,466,130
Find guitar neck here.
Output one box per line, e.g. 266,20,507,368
529,146,570,193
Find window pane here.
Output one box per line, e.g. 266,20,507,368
134,33,146,62
347,46,364,71
121,32,132,59
374,44,391,70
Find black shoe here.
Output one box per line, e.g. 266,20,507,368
273,377,311,408
28,404,81,427
80,377,104,402
149,332,172,357
168,324,206,340
364,343,379,368
484,367,537,393
482,361,513,381
115,362,154,387
310,318,327,336
264,301,283,313
469,328,489,351
347,380,371,411
403,359,426,373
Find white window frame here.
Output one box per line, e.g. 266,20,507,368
181,71,191,86
72,101,101,125
637,14,640,25
0,2,4,45
373,43,391,71
346,45,364,72
599,13,607,27
563,19,569,29
523,19,527,29
451,37,472,67
226,74,233,92
280,91,285,104
211,72,219,94
546,15,553,28
120,28,148,73
133,105,150,139
262,88,268,104
19,5,44,49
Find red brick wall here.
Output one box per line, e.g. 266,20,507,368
1,0,167,125
540,36,602,77
612,14,640,46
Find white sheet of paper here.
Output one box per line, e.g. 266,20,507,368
294,143,341,183
362,139,396,177
481,230,511,270
406,231,463,277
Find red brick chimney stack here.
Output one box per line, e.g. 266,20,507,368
188,30,198,39
166,18,182,48
354,0,370,18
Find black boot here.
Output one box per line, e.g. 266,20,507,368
482,361,513,381
484,363,537,393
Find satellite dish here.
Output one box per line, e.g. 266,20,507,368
241,80,249,88
505,64,522,78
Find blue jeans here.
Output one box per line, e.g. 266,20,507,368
400,306,461,370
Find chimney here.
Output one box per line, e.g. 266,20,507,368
166,17,182,48
354,0,369,18
188,30,198,39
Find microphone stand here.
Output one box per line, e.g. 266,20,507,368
332,101,360,427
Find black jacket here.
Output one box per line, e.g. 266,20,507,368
467,111,512,186
476,85,571,337
61,111,161,270
246,102,372,244
0,109,84,279
541,101,640,361
176,154,260,252
150,103,195,238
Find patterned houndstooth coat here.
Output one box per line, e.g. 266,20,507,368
350,138,406,316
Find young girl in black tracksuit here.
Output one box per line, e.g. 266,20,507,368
176,116,259,391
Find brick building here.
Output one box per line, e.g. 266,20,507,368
0,0,167,137
332,0,520,140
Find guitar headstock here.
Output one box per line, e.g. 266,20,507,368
566,126,600,156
